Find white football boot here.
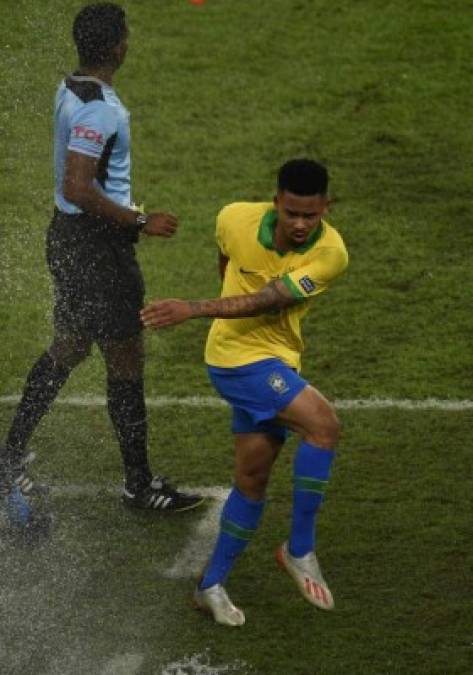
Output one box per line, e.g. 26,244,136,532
276,542,334,610
193,584,245,626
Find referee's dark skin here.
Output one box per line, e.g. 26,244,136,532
0,3,203,534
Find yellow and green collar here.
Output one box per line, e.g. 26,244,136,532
257,209,323,256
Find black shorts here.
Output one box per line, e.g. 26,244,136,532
46,209,145,341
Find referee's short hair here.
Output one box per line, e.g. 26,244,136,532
73,3,127,68
277,159,329,196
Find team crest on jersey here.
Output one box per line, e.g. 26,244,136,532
299,275,316,294
268,372,289,394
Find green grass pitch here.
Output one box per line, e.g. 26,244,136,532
1,1,472,673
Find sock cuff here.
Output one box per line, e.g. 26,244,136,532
221,518,257,541
221,486,265,532
232,485,265,508
294,441,335,482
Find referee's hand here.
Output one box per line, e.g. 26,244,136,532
143,212,178,237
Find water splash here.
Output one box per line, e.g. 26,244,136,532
161,650,251,674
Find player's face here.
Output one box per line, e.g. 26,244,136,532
274,191,328,249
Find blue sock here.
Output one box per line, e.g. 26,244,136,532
289,441,335,558
6,486,32,527
199,486,265,590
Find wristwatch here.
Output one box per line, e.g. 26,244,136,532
135,212,148,230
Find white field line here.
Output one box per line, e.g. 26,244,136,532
48,484,228,580
48,484,224,499
162,487,229,580
3,483,227,580
1,393,472,411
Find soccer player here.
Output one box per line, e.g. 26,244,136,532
141,159,349,626
0,2,203,536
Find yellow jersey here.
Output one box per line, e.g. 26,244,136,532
205,202,348,370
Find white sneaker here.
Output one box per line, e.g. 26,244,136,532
193,584,245,627
276,542,334,610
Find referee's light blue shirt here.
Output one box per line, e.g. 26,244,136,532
53,74,132,214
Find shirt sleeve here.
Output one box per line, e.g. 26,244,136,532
215,204,234,256
68,101,118,159
281,246,349,299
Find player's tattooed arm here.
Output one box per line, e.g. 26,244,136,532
140,279,299,329
190,279,296,318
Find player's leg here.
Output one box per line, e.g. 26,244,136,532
4,334,92,462
0,332,92,535
97,333,203,512
201,431,282,586
98,333,149,485
194,431,283,626
2,210,98,530
278,384,339,556
275,385,339,609
3,208,96,461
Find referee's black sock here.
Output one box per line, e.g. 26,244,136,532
106,378,152,489
5,352,70,459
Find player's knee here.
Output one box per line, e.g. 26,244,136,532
236,466,271,501
101,338,144,381
49,339,92,370
303,400,340,449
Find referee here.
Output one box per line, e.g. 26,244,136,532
0,2,203,532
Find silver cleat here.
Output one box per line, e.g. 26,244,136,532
276,541,334,610
193,584,245,627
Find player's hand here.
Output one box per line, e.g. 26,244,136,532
143,212,178,237
141,299,192,328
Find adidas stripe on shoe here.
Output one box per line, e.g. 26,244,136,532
276,541,334,610
122,476,204,512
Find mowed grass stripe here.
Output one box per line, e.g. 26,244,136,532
1,394,472,411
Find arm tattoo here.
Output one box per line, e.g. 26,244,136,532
189,280,297,319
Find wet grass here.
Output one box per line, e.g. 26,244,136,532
1,0,472,673
0,405,472,674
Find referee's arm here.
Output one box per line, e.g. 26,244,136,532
63,150,177,237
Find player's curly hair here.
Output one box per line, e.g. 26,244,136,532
73,2,127,68
278,159,328,196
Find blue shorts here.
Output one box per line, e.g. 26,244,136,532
207,358,307,442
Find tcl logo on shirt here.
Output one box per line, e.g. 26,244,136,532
72,125,104,145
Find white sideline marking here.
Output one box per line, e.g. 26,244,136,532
100,654,144,675
162,486,229,580
49,483,121,498
0,394,225,408
45,483,228,580
334,397,473,411
46,483,227,579
1,393,472,411
48,483,224,499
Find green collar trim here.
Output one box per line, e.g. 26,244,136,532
257,209,324,256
